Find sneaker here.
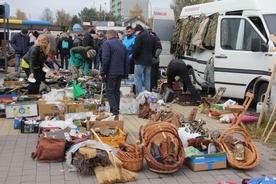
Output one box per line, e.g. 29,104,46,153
114,115,119,121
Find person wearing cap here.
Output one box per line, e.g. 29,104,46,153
132,24,157,95
69,46,96,80
10,28,31,72
99,30,129,118
73,33,84,47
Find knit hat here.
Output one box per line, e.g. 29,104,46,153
134,24,143,32
21,28,28,34
87,49,96,59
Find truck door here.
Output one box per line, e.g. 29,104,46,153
153,8,175,67
214,16,268,99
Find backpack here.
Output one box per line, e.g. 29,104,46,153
62,40,69,49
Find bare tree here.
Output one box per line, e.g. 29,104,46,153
15,9,27,20
40,8,54,23
55,9,71,26
129,3,146,22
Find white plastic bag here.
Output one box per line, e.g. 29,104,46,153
178,127,201,147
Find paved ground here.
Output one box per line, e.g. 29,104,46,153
0,71,276,184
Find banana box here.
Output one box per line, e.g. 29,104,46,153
5,102,38,118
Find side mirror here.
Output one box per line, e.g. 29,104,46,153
251,38,268,52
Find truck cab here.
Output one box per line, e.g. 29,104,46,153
168,0,276,103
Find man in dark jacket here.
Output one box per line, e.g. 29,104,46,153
149,29,163,91
132,24,156,95
167,59,202,104
99,30,129,118
10,28,31,72
73,33,83,47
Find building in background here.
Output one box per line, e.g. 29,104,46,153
110,0,149,20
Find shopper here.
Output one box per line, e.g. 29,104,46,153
69,46,96,80
10,28,31,72
167,59,202,104
99,30,129,118
123,26,136,74
21,34,50,94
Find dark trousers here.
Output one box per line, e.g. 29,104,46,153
151,62,159,91
27,68,42,94
167,60,201,102
129,58,135,74
106,75,123,115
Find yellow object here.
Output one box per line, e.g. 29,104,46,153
93,128,126,148
78,147,97,159
21,59,29,68
0,19,22,24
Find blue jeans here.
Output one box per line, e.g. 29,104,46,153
15,54,23,72
134,65,151,95
93,53,100,70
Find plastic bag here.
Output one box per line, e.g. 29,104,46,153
178,127,201,147
72,81,86,98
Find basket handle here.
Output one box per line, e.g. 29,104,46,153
125,132,140,155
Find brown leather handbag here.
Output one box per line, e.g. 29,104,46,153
31,135,66,163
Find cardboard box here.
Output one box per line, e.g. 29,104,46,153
3,81,25,87
93,128,126,147
86,120,124,130
5,102,38,118
37,101,67,119
185,152,227,171
7,67,15,73
67,101,97,113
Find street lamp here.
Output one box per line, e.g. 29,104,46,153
148,0,153,18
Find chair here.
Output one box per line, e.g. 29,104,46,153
228,92,254,128
200,87,226,113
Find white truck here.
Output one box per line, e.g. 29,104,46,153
154,0,276,103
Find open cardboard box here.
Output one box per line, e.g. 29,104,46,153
185,151,227,171
88,120,125,147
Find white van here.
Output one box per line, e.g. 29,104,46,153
158,0,276,103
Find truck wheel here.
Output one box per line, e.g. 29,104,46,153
257,83,268,103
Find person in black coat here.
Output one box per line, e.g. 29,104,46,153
167,59,202,104
57,33,73,70
132,24,157,95
21,34,50,94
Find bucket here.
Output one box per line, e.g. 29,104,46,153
256,102,268,113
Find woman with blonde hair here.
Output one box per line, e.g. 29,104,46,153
57,32,72,70
22,34,50,94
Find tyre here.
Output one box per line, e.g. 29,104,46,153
257,83,268,103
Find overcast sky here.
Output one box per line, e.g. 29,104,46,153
4,0,172,20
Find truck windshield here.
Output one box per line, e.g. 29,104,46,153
264,14,276,46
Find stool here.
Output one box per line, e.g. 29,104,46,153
200,87,226,113
228,92,254,128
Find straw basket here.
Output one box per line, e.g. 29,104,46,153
216,126,259,169
117,132,144,172
141,121,185,173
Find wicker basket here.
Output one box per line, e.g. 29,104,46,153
117,132,144,172
216,126,259,169
141,122,185,173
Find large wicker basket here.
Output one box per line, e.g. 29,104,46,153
117,132,144,172
216,126,259,169
140,121,185,173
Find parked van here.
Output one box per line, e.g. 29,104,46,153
167,0,276,103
